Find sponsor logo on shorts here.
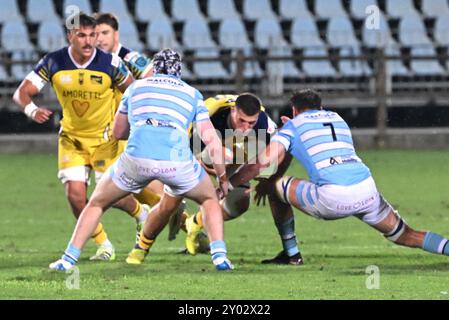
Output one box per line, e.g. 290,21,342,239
336,196,375,211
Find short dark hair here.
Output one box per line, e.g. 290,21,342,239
94,12,119,31
235,93,262,116
66,12,96,33
290,89,322,111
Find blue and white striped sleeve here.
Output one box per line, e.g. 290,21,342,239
193,91,209,122
271,121,294,152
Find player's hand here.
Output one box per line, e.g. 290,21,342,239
33,107,53,124
216,174,229,199
280,116,291,124
254,177,272,206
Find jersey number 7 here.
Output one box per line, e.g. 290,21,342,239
323,123,337,141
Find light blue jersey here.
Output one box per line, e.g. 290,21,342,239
118,74,209,161
272,109,371,186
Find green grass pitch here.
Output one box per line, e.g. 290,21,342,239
0,150,448,299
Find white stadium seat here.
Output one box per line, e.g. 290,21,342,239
302,47,337,77
63,0,92,14
362,13,394,47
219,19,252,49
422,0,449,17
193,49,229,79
399,14,432,46
327,17,359,47
182,19,216,50
339,46,372,76
254,19,288,49
410,46,445,76
434,16,449,46
350,0,378,19
99,0,133,22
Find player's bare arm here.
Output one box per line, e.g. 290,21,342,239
112,111,130,140
197,119,229,197
13,79,53,124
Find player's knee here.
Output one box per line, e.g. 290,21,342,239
275,176,295,204
222,187,250,219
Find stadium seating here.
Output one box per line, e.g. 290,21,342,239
0,0,23,23
147,18,180,51
172,0,205,21
1,21,34,51
326,16,360,47
27,0,60,22
243,0,277,20
38,21,66,52
99,0,133,23
291,17,325,48
135,0,170,22
0,0,447,86
386,0,419,17
182,19,216,50
279,0,313,19
63,0,92,14
421,0,449,17
350,0,378,19
315,0,347,18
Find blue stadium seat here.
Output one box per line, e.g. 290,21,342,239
386,0,418,17
172,0,205,21
219,19,252,49
410,46,445,75
302,47,337,77
229,48,264,79
99,0,133,22
0,0,23,23
63,0,92,14
267,46,302,78
38,21,66,52
11,51,38,80
136,0,169,22
422,0,449,17
362,13,394,47
243,0,277,19
193,49,229,79
315,0,347,18
27,0,60,22
435,16,449,46
0,65,9,81
385,46,409,76
119,21,144,51
147,18,180,51
339,46,372,76
180,63,193,80
291,17,325,48
1,21,34,51
399,14,432,46
327,17,360,47
350,0,378,19
183,19,217,50
208,0,240,20
254,19,287,49
279,0,313,19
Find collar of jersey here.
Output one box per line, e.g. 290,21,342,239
68,46,97,69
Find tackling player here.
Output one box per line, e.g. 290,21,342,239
230,89,449,264
13,13,149,262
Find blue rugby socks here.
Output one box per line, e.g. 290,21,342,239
276,217,300,257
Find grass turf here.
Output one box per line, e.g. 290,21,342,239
0,150,448,299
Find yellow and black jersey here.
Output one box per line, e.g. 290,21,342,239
32,47,130,139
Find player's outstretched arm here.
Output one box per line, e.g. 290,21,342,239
230,141,287,189
13,80,53,124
